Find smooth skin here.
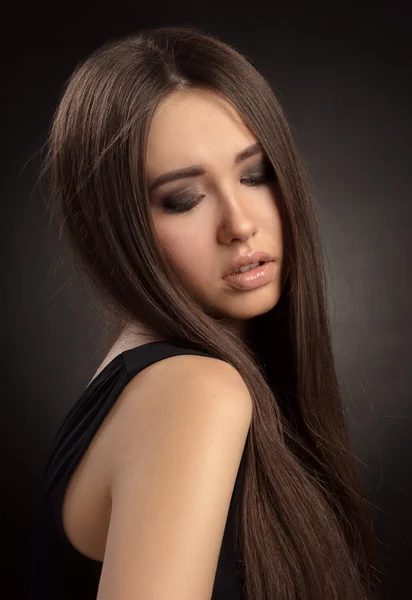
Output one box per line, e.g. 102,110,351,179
96,356,252,600
63,88,284,599
146,87,284,340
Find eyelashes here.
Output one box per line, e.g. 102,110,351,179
162,160,277,214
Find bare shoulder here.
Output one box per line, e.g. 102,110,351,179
148,352,253,413
97,353,252,599
106,352,252,481
137,351,251,400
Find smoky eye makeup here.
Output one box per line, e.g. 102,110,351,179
158,156,277,214
161,186,203,209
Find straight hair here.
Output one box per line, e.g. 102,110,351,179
41,25,383,600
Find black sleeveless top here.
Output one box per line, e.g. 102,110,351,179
30,341,247,599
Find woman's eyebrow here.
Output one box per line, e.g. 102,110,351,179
148,141,264,192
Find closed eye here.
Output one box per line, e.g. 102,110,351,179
161,160,277,214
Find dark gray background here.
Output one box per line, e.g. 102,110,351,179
3,1,411,598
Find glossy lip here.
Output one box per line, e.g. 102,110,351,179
223,260,275,290
224,251,275,277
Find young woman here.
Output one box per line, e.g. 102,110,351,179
30,25,383,600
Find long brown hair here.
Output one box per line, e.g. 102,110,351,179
40,25,383,600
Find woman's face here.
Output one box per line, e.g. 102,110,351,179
146,88,285,339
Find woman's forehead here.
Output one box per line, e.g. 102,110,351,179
146,89,256,178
